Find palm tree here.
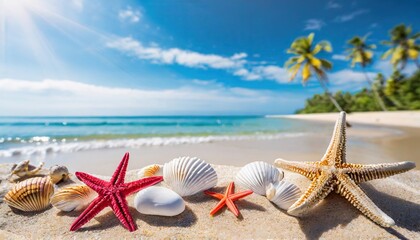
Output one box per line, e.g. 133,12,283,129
384,70,405,109
382,24,420,70
346,35,387,111
285,33,344,113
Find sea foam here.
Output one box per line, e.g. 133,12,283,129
0,133,305,158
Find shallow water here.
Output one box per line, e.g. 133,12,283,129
0,116,331,158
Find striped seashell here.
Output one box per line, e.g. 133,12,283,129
137,164,163,178
163,156,217,196
50,185,98,212
235,161,284,195
4,177,54,212
266,181,301,210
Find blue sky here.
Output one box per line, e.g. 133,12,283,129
0,0,419,115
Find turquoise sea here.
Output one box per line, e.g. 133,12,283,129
0,116,328,158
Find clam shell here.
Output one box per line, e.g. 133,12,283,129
50,185,98,212
4,177,54,212
235,161,284,195
163,156,217,196
134,186,185,216
266,181,301,210
138,164,163,178
49,165,70,184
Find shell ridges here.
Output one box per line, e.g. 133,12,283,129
235,161,284,195
266,181,301,210
4,177,54,212
50,185,98,212
163,156,217,196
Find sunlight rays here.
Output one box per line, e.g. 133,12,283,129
0,0,116,76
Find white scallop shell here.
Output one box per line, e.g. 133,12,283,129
50,185,98,212
163,156,217,196
266,181,301,210
235,161,284,195
137,164,163,178
134,186,185,216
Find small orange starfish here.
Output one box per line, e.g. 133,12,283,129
204,182,253,217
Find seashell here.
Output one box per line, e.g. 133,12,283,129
134,186,185,216
49,165,70,184
138,164,163,178
266,181,301,210
235,161,284,195
50,185,98,212
163,156,217,196
3,177,54,212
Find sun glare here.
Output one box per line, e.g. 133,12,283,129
0,0,110,74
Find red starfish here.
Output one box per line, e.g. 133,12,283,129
70,152,163,232
204,182,253,217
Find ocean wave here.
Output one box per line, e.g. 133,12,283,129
0,133,306,158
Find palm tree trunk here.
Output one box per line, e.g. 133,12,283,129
316,77,351,127
316,76,343,112
362,69,387,111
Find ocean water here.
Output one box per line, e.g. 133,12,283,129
0,116,326,158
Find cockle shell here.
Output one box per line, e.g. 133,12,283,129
163,156,217,196
137,164,163,178
50,185,98,212
134,186,185,216
235,161,284,195
49,165,70,184
266,181,301,210
4,177,54,212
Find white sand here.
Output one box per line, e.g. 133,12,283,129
0,164,419,239
269,111,420,128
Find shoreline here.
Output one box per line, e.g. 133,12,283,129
267,111,420,128
1,117,419,173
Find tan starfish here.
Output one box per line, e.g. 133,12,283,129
275,111,415,227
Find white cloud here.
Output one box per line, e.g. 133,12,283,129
233,66,289,83
107,37,246,69
0,79,304,115
335,9,369,22
107,37,290,84
375,60,417,76
119,7,142,23
332,54,347,61
304,19,325,31
327,69,375,91
326,1,341,9
71,0,83,11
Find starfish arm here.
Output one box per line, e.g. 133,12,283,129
110,152,130,185
287,172,335,216
320,111,347,166
110,192,137,232
225,198,240,217
76,172,109,194
204,190,224,200
70,196,109,231
209,199,227,216
226,182,235,195
123,176,163,196
274,159,320,180
336,174,395,227
229,190,253,201
343,161,416,184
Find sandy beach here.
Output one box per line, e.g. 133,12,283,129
0,112,419,239
269,111,420,128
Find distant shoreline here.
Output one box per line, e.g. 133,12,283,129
267,111,420,128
